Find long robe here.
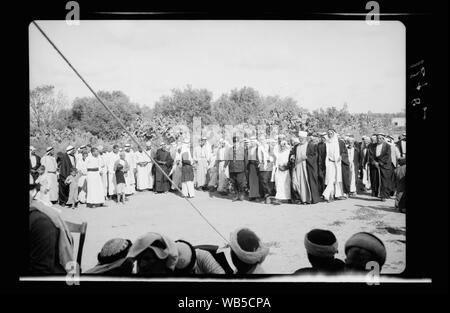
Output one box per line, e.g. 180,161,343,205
86,155,104,205
371,142,393,199
56,153,74,205
193,144,211,187
135,151,151,190
339,140,351,195
145,149,154,190
322,135,343,200
35,173,52,206
273,148,291,200
124,151,136,195
153,148,173,193
347,147,357,193
181,150,195,197
99,153,108,197
247,145,260,198
107,151,120,196
361,145,371,189
216,146,229,192
207,151,218,188
289,142,320,204
30,154,41,181
317,142,327,195
171,151,183,190
40,154,58,202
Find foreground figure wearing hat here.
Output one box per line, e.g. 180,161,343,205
295,229,345,274
85,238,132,275
344,232,387,273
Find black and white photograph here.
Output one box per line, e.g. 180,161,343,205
3,0,448,302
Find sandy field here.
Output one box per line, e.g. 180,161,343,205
58,190,405,275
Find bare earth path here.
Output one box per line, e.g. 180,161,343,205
58,190,405,274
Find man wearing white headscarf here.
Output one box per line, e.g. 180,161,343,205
193,137,211,189
40,147,58,203
135,144,151,191
322,129,344,201
289,131,320,204
273,138,291,202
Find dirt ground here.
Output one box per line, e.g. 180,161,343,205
58,190,405,274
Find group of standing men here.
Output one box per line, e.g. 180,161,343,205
185,130,406,209
29,129,406,210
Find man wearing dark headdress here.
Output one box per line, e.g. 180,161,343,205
153,142,174,193
370,134,393,201
57,145,76,206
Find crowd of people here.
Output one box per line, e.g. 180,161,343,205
29,129,406,212
28,129,404,277
29,171,388,276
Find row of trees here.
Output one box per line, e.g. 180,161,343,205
30,85,405,155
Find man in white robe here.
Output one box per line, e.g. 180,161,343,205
290,131,312,204
273,139,291,202
76,151,89,203
346,136,357,195
322,129,344,201
40,146,59,203
97,145,108,200
86,147,106,207
135,145,151,191
124,144,136,195
107,144,120,198
193,137,211,189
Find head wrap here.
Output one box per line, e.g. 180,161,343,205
345,232,386,267
85,238,132,274
66,145,74,152
175,240,196,271
46,147,54,154
126,232,179,271
229,228,269,265
304,229,338,258
30,146,36,152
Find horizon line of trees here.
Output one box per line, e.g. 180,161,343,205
30,84,405,155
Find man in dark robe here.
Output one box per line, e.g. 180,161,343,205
316,133,327,195
289,131,321,204
30,146,41,181
338,135,350,197
370,134,393,201
57,145,76,206
396,133,406,161
153,143,174,193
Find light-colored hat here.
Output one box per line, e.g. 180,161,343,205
66,145,74,152
345,232,386,267
183,138,190,144
46,147,54,153
145,141,152,147
124,143,131,148
229,228,269,265
126,232,179,271
30,146,36,151
201,136,207,140
298,131,308,138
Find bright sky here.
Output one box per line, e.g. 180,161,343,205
29,20,405,113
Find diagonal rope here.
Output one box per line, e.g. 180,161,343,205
32,21,229,244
